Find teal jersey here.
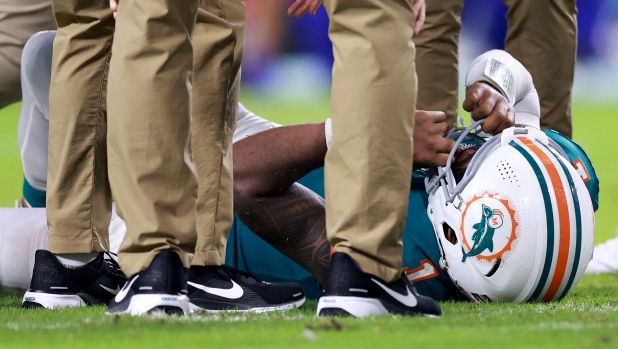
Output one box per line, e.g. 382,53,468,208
22,128,596,301
225,168,466,301
544,130,599,211
224,130,598,302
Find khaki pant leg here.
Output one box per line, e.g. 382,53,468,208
109,0,199,276
191,0,245,267
47,0,114,253
0,0,56,108
503,0,576,138
413,0,463,127
323,0,417,282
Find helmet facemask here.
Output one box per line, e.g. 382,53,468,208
425,124,594,303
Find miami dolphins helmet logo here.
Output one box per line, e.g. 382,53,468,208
459,192,519,264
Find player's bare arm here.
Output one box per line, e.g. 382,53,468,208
232,89,514,287
233,123,331,284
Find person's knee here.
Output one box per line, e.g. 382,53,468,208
21,31,56,88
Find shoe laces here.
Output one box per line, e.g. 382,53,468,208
102,251,125,277
218,265,264,284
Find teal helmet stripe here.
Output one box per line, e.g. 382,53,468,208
509,140,555,302
539,142,582,301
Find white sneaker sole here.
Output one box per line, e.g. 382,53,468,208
189,297,306,314
317,296,389,318
108,294,190,316
317,296,441,318
22,291,86,309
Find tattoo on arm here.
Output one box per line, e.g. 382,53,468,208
234,184,330,285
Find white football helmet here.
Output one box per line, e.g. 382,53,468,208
426,122,595,303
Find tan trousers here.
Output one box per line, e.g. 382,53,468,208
323,0,417,282
415,0,577,138
0,0,56,109
47,0,244,276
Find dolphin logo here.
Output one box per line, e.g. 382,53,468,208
462,204,497,262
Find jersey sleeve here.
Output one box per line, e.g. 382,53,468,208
544,130,599,211
233,103,280,143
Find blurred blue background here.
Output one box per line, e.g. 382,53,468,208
242,0,618,104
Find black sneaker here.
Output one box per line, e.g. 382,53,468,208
317,252,442,318
107,250,189,316
22,250,127,309
187,265,306,313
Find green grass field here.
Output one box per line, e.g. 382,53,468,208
0,98,617,348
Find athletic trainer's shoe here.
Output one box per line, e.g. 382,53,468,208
107,250,189,316
187,265,306,313
22,250,127,309
317,252,441,318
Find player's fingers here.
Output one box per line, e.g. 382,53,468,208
296,3,312,18
480,104,507,134
288,0,300,16
463,84,483,112
486,101,514,134
414,110,430,128
432,121,449,135
437,137,456,154
426,110,446,124
413,2,426,36
493,108,516,134
507,105,515,127
471,96,496,122
110,0,118,18
493,119,511,135
288,0,303,16
432,153,451,167
411,0,424,16
309,0,322,15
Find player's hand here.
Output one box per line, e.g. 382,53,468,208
110,0,118,19
413,110,457,168
463,82,515,135
412,0,426,36
288,0,322,18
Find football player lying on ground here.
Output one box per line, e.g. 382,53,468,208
1,30,465,299
232,50,598,304
2,32,598,304
1,30,462,304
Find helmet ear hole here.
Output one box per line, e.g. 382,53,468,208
485,258,501,277
442,223,458,245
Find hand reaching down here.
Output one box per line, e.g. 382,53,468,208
463,82,515,135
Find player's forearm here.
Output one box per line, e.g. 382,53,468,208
233,185,330,285
233,122,327,198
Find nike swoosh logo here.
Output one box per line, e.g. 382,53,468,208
114,275,139,303
188,280,243,299
100,284,120,295
371,278,418,307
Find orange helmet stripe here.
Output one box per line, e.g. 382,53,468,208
518,137,571,301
